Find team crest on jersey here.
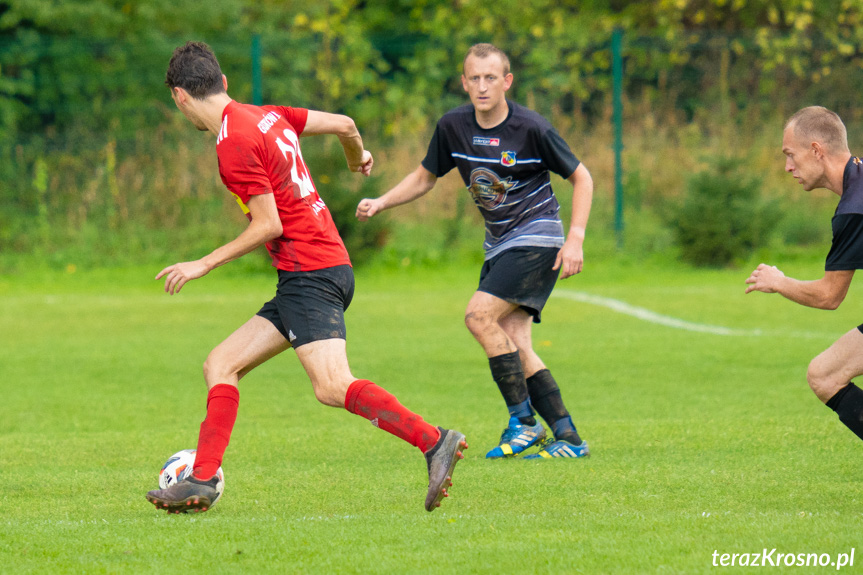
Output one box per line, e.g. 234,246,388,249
468,167,516,210
500,151,516,167
855,157,862,166
473,136,500,147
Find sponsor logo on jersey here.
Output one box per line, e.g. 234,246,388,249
501,151,516,167
473,136,500,147
257,111,281,134
468,167,516,210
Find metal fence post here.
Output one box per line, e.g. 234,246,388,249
252,34,263,106
612,27,624,249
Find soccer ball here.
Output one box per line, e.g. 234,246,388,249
158,449,225,505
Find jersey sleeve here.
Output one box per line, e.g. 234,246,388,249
218,132,273,200
421,121,456,177
275,106,309,135
826,213,863,270
538,127,580,180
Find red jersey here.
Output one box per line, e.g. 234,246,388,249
216,100,351,271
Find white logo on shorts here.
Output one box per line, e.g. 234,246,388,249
370,418,379,428
288,330,297,342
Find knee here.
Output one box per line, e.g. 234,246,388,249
465,309,493,337
806,358,840,402
203,350,235,386
202,353,219,383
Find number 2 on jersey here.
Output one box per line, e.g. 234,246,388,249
275,129,315,199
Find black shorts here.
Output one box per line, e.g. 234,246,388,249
478,246,560,324
256,265,355,348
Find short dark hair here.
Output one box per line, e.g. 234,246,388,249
463,43,511,76
165,41,226,99
786,106,849,155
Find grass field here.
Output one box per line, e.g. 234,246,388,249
2,257,862,574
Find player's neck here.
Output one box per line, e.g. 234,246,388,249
201,93,234,135
827,152,853,196
474,102,509,130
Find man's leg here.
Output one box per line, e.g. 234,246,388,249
294,338,467,511
465,291,552,458
808,327,863,440
194,316,291,478
500,309,585,449
294,338,439,450
147,316,290,512
465,291,535,424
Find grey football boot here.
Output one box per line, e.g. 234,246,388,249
146,475,221,514
424,427,468,512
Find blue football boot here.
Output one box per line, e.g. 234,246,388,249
523,439,590,459
485,416,547,459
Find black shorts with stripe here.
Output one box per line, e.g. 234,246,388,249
256,265,354,348
477,246,560,323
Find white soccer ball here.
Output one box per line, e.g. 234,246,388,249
158,449,225,505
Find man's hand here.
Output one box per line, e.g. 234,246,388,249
349,150,373,176
156,259,211,295
745,263,786,294
553,235,585,279
356,197,385,221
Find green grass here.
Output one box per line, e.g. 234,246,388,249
1,258,862,574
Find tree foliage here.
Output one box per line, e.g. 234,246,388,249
2,0,863,266
3,0,863,143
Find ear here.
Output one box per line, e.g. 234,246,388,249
461,74,469,93
171,86,188,105
503,73,514,91
811,141,825,159
222,74,228,91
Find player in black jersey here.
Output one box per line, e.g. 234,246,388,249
747,106,863,443
357,44,594,459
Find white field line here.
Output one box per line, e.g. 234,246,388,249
552,290,832,339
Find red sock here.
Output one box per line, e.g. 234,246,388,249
345,379,441,453
192,384,239,480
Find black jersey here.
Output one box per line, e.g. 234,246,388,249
422,101,580,259
826,156,863,271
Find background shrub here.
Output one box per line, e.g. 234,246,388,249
670,157,780,267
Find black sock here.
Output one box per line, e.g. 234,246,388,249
489,351,535,426
826,383,863,441
527,369,582,445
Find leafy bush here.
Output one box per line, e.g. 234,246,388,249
670,157,779,267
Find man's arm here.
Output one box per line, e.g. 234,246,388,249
745,264,855,310
302,110,373,176
554,163,594,279
156,193,282,295
356,165,438,221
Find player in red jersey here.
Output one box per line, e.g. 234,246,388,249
146,41,466,514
